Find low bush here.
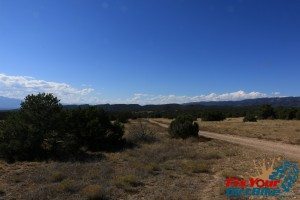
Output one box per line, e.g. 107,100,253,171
169,115,199,139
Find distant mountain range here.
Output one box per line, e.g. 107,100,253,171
0,96,21,110
67,97,300,111
1,96,300,111
185,97,300,107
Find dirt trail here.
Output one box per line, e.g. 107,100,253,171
148,119,300,160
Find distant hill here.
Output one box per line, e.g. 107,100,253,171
1,96,300,111
0,96,21,110
66,97,300,112
185,97,300,107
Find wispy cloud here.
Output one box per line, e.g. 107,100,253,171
0,73,101,104
124,91,280,105
0,73,281,105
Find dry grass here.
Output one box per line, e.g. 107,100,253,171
50,172,66,183
57,179,78,193
114,174,144,193
0,119,297,199
199,117,300,144
81,184,108,200
126,119,159,144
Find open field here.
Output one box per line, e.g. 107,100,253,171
200,118,300,145
149,118,300,159
0,120,299,199
150,118,300,145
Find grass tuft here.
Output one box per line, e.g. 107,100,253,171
57,179,78,193
81,184,108,200
114,175,144,191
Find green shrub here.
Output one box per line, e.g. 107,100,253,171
201,111,225,121
243,113,257,122
65,107,125,151
169,115,199,139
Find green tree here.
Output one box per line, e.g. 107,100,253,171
258,105,275,119
275,107,297,120
0,93,78,162
201,111,226,121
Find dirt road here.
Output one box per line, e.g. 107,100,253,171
148,119,300,160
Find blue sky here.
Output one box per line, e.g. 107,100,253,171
0,0,299,104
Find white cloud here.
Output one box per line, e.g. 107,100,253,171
0,73,101,104
0,73,281,105
124,90,278,105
